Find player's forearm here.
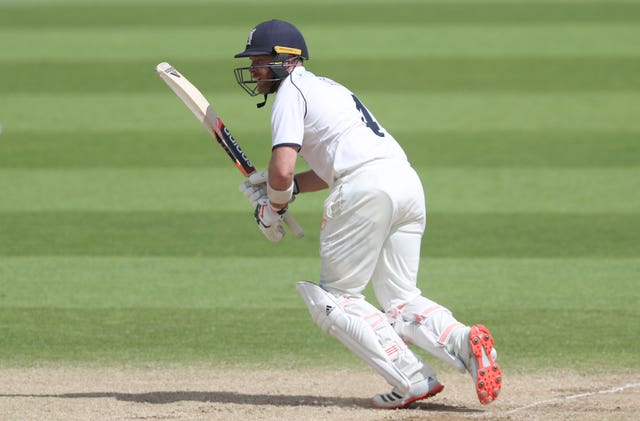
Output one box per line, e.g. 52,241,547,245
267,146,298,209
268,146,297,189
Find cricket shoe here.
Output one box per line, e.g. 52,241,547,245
460,324,502,404
371,377,444,409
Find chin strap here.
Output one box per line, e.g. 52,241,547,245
256,94,268,108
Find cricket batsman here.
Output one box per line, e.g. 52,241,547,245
235,19,502,408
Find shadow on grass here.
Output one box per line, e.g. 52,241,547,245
1,390,480,412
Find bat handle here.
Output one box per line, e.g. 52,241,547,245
283,211,304,238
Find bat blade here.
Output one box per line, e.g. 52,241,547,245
155,62,254,176
155,61,304,238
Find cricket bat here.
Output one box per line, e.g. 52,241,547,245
155,62,304,238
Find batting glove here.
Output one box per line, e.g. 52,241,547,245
254,197,286,228
254,197,286,242
239,171,299,207
239,180,265,207
239,171,267,207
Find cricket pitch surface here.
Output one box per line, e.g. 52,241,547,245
1,366,638,420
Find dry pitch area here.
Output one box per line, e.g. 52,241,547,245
1,367,638,420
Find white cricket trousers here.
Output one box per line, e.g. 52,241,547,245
319,159,426,311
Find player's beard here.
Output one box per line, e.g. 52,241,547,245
255,68,280,94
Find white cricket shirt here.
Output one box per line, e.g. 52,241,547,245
271,66,408,186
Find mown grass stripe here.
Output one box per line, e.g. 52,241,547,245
2,93,639,132
0,211,637,258
3,57,640,94
0,256,316,309
2,25,640,60
403,130,640,168
1,305,637,368
2,130,638,168
2,256,638,310
0,130,225,168
2,3,640,27
0,306,333,366
4,0,628,5
422,168,640,213
0,168,638,213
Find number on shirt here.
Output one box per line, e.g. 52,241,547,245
352,95,384,137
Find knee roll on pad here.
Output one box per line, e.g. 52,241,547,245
391,296,467,372
394,320,466,372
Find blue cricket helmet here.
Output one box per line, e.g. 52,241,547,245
234,20,309,59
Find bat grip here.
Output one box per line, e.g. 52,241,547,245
283,211,304,238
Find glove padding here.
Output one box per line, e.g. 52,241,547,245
239,170,299,207
239,171,282,241
239,171,268,207
254,197,286,242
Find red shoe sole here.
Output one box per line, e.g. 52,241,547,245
469,324,502,404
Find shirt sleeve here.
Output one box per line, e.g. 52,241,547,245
271,78,306,149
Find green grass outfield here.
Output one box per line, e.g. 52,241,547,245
1,0,639,373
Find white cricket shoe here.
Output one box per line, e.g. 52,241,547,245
371,377,444,409
459,324,502,404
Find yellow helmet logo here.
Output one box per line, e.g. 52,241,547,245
274,45,303,56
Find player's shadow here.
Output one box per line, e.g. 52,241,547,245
1,391,480,412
